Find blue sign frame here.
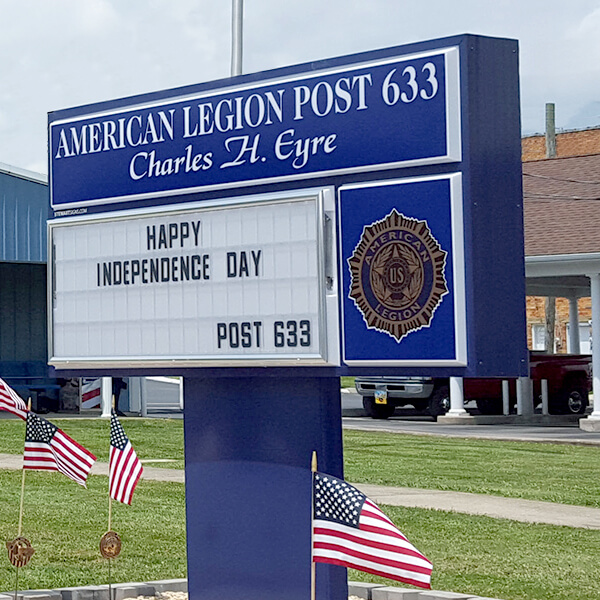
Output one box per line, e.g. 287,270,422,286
49,33,528,378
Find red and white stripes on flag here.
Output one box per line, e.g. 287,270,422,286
0,377,29,420
312,472,432,589
109,410,143,505
24,412,96,487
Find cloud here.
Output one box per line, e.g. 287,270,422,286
3,0,600,170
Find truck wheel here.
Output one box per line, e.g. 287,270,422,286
476,398,503,415
428,386,450,419
553,385,588,415
362,396,395,419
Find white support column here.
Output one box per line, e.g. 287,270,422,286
448,377,468,416
517,377,534,416
502,380,510,415
100,377,112,418
582,274,600,428
590,274,600,417
568,297,581,354
541,379,549,415
128,377,142,415
141,377,148,418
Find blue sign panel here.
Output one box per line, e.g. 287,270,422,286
339,175,466,366
49,47,460,209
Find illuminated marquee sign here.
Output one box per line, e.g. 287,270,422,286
49,47,460,210
49,35,528,377
49,189,339,367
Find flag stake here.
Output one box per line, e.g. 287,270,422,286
108,555,113,600
17,399,31,537
14,564,19,600
107,402,114,600
17,468,26,537
108,394,115,532
13,400,31,600
311,451,318,600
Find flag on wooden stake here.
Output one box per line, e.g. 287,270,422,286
312,472,432,589
109,410,143,505
24,412,96,487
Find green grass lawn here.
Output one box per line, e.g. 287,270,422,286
3,419,598,507
2,418,600,598
0,417,185,469
350,506,600,600
1,468,599,600
343,430,600,507
0,470,186,591
340,376,355,389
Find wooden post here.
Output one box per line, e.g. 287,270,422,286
310,451,318,600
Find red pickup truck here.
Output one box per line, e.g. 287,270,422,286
354,351,592,419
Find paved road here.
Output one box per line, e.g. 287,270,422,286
341,390,600,445
343,416,600,444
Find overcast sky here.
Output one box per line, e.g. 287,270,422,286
3,0,600,174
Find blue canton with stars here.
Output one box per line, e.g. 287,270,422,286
26,412,58,443
110,411,129,451
313,472,366,527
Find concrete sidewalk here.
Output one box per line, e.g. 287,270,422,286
2,453,599,530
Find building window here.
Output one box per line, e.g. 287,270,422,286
531,324,546,351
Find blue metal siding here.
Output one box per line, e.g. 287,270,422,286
0,169,48,263
0,262,48,371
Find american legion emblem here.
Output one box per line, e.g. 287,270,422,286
348,209,448,342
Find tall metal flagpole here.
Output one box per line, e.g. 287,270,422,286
311,451,318,600
231,0,244,76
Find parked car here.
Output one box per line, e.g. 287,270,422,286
354,351,592,420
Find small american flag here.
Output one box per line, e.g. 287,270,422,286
312,472,432,589
110,410,143,505
0,378,28,420
24,412,96,487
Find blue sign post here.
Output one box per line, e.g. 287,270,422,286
48,34,527,599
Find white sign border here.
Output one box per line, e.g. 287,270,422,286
48,187,340,368
338,173,467,367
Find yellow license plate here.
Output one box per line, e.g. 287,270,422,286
374,390,388,404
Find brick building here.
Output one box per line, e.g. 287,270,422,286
522,127,600,352
522,126,600,161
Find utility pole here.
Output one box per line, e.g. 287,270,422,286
544,102,556,353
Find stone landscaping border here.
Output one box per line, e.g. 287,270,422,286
349,581,500,599
0,579,187,600
0,579,507,600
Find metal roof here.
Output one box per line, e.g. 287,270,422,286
0,163,48,263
